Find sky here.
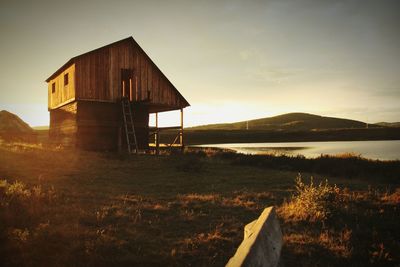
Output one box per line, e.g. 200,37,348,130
0,0,399,127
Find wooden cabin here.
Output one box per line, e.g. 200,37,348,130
46,37,190,151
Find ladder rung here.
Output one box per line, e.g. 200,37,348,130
122,98,138,154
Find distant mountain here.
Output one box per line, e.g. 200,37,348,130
0,110,35,141
375,122,400,128
189,112,378,131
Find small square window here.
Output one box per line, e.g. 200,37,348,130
64,73,69,86
52,83,56,93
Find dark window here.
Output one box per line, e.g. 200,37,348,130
52,83,55,93
64,73,69,86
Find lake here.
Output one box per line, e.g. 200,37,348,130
195,140,400,161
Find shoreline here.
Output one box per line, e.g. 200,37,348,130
189,140,400,162
185,146,400,184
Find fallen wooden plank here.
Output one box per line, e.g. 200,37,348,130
226,206,283,267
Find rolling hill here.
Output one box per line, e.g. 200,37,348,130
189,112,375,131
376,122,400,128
0,110,35,141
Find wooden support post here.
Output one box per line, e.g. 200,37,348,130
155,112,159,155
122,80,126,98
180,108,184,152
129,78,133,101
135,76,138,101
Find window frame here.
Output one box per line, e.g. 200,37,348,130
64,73,69,86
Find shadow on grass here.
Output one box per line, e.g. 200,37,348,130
216,151,400,184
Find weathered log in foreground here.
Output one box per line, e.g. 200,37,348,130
226,207,282,267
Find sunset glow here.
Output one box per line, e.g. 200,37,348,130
1,1,399,266
1,0,399,127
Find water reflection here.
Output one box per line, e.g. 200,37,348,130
195,140,400,161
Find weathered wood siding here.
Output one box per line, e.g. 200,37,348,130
49,101,78,146
48,64,75,109
74,101,149,150
74,39,187,112
131,103,149,149
46,37,188,150
75,101,119,150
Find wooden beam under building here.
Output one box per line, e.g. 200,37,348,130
155,112,159,155
122,80,126,98
135,76,138,101
180,108,184,151
129,78,133,101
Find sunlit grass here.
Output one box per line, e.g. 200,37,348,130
279,175,338,222
278,175,399,266
332,152,362,159
0,142,399,266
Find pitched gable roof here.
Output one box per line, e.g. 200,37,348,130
45,37,189,108
46,37,132,82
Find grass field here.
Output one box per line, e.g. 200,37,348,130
0,142,399,266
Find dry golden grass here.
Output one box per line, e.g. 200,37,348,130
284,227,353,259
381,188,400,204
178,193,220,203
279,175,338,222
0,142,399,266
278,175,399,266
332,152,362,158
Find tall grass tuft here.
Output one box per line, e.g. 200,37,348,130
279,174,338,222
0,179,56,229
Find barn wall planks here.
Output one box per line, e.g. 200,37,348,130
74,101,149,150
76,101,119,150
77,101,120,127
48,64,76,109
46,37,189,150
73,38,188,112
131,103,149,149
49,101,78,146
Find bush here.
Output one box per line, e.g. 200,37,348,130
0,180,56,228
279,174,339,222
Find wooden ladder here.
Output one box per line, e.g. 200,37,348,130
121,97,138,154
